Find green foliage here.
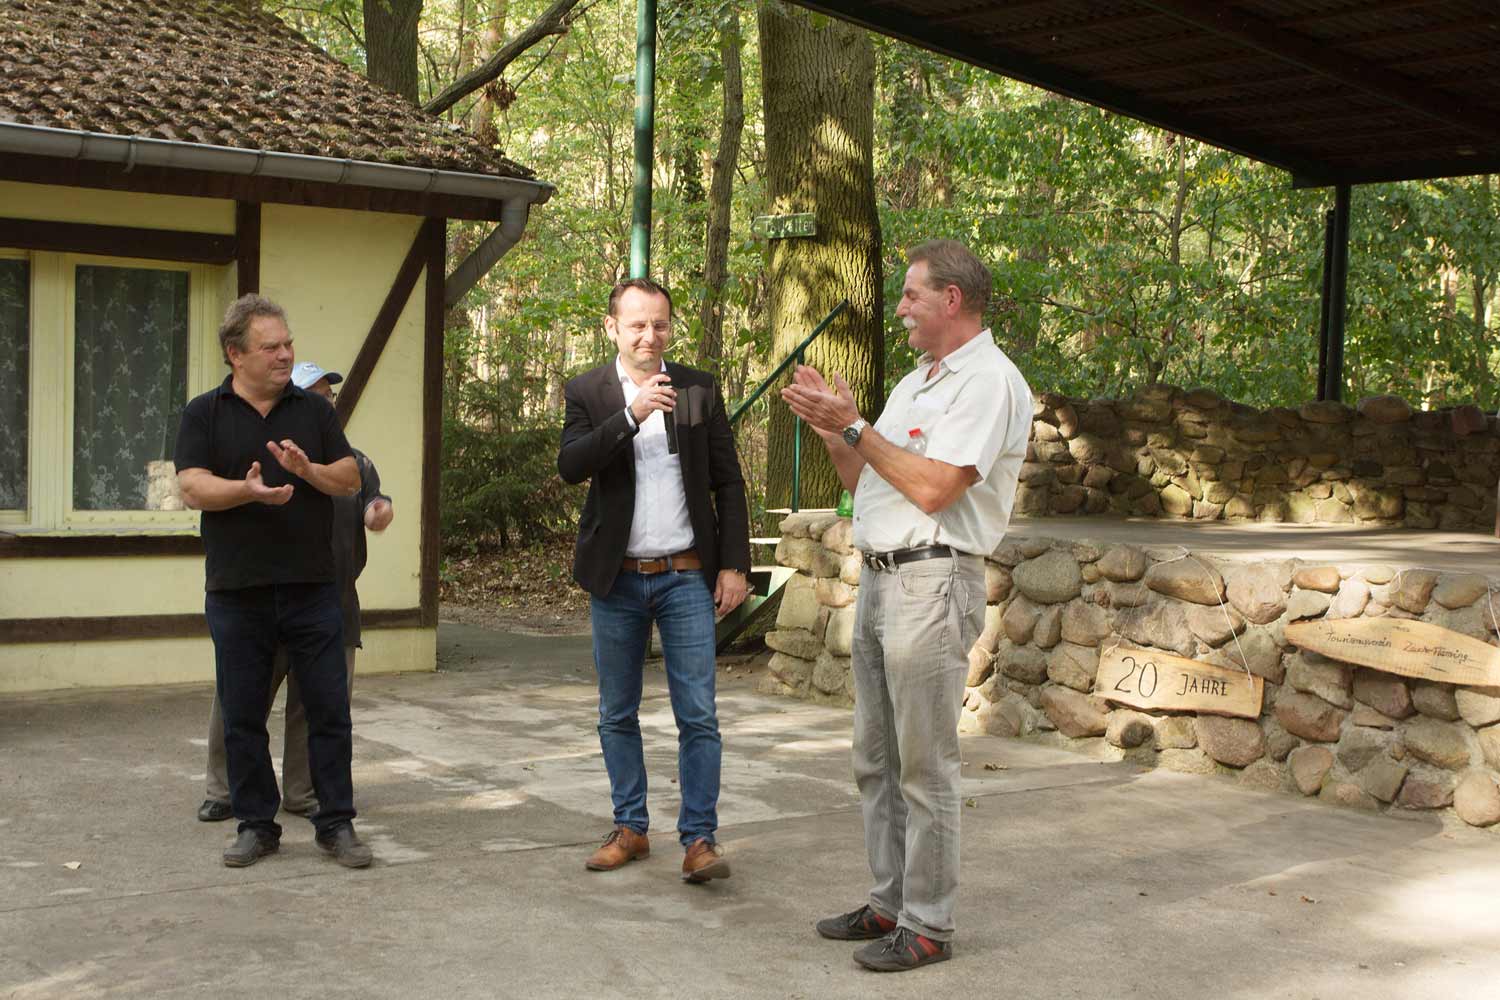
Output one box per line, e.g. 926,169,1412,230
268,0,1498,547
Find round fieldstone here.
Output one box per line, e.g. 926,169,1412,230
1275,691,1348,742
1262,719,1299,761
998,641,1049,685
1412,682,1461,721
1238,760,1285,792
1359,758,1410,803
1402,716,1473,770
1392,570,1440,614
1352,668,1414,720
1116,600,1196,657
1226,564,1288,624
1060,601,1111,647
1002,596,1041,645
1195,715,1266,767
1154,716,1198,749
986,563,1014,603
1292,566,1343,593
1097,545,1148,582
1477,725,1500,770
1289,745,1334,795
1034,605,1064,649
1040,686,1109,738
1456,687,1500,728
1186,603,1245,647
1144,558,1226,606
1013,550,1084,605
1357,394,1412,424
1397,773,1455,809
1454,771,1500,827
1106,710,1156,749
1432,574,1489,610
1319,781,1380,811
1286,590,1332,620
1046,642,1098,692
966,646,995,688
1286,652,1353,709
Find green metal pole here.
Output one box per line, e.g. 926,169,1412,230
629,0,656,279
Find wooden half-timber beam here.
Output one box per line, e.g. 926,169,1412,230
420,219,446,628
0,216,236,263
235,201,261,296
334,218,443,427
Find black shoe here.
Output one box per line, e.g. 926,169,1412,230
197,799,233,823
315,824,373,869
853,927,952,972
816,904,897,941
222,829,279,868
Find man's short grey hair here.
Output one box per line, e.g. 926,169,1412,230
907,239,992,319
219,293,289,365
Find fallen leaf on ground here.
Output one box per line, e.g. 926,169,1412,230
1300,895,1317,904
63,862,81,871
964,797,977,808
982,762,1009,771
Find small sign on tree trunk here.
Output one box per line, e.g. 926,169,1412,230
1096,645,1264,719
752,213,816,239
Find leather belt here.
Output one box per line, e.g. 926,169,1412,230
622,548,702,574
860,544,955,572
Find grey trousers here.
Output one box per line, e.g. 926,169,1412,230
850,553,985,942
206,646,357,812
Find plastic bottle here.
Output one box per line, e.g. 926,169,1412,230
836,489,854,518
906,428,926,455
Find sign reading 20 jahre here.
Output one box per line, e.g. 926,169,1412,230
1095,646,1265,720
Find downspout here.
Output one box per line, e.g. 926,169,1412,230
443,196,531,307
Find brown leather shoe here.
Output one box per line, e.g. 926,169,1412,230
681,838,731,883
585,826,650,871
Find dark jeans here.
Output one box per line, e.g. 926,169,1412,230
590,569,721,846
204,582,355,838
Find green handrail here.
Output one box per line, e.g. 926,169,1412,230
728,298,849,512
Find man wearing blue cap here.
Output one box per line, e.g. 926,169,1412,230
194,356,393,844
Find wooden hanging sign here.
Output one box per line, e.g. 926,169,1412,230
1285,618,1500,687
1096,645,1264,720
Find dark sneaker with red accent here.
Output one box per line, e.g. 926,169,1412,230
853,927,952,972
815,904,897,941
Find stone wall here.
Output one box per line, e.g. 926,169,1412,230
1021,388,1498,530
764,511,1500,829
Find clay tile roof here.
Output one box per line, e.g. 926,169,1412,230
0,0,535,179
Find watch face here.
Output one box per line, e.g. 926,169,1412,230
842,424,861,447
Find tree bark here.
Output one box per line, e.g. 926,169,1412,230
471,0,510,145
364,0,423,103
423,0,580,118
696,8,745,375
758,1,883,511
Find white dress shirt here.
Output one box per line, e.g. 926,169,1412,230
852,329,1033,557
617,358,695,557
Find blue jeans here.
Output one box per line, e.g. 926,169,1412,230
590,569,721,846
203,582,355,839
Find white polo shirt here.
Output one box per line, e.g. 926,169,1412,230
851,330,1032,557
617,358,695,557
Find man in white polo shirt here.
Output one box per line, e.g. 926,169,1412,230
782,239,1032,972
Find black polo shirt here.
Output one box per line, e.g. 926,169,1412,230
174,375,354,592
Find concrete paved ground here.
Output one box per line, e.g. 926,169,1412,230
4,622,1500,999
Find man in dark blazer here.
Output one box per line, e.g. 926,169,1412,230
558,277,751,884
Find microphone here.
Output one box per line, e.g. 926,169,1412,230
664,383,679,455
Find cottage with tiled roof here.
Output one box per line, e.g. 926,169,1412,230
0,0,552,691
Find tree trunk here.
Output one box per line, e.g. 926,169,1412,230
758,1,883,511
365,0,423,103
471,0,509,145
696,8,745,375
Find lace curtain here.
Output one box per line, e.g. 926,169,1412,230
0,259,26,510
72,266,189,510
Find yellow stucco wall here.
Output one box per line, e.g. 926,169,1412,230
1,183,437,692
0,627,436,693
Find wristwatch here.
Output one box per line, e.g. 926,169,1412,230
841,418,868,447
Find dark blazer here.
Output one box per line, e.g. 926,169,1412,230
558,359,752,599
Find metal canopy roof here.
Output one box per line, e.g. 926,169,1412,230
787,0,1500,187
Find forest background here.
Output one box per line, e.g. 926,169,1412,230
268,0,1498,604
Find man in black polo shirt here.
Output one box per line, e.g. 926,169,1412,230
175,293,373,869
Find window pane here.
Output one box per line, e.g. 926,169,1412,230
0,259,27,510
73,266,190,511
